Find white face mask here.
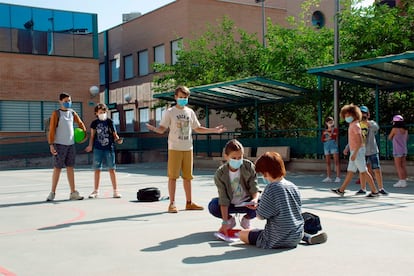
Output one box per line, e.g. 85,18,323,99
98,113,107,121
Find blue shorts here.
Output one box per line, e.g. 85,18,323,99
323,140,339,155
347,147,367,173
208,197,257,219
92,148,116,170
53,144,76,168
366,153,380,170
248,229,263,245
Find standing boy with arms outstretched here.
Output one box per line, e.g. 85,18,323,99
146,86,227,213
46,92,86,201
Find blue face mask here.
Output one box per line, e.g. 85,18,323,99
345,116,354,123
177,98,188,107
228,158,243,170
262,177,271,185
62,102,72,108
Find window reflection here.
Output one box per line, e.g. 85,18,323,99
0,3,97,58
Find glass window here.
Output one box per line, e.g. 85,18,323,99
155,107,166,127
124,54,134,79
139,108,149,132
0,100,81,131
125,109,134,132
111,111,120,132
171,39,182,65
111,59,119,82
154,44,165,64
138,50,149,76
99,63,106,85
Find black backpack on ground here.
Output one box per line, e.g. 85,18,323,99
137,187,161,202
302,212,322,234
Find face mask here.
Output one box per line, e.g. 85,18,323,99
345,116,354,123
228,158,243,170
177,98,188,107
98,113,107,121
62,102,72,108
262,178,271,185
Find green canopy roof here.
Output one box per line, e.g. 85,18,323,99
308,51,414,91
153,77,309,110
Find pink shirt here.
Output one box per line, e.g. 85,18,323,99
348,120,362,151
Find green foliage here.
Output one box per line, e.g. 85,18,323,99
154,0,414,131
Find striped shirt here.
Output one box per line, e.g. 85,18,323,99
256,178,304,249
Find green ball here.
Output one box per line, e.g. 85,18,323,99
74,128,86,143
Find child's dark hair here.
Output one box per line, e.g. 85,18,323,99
255,152,286,179
94,103,108,113
324,116,334,128
224,139,244,156
59,92,70,100
393,121,407,129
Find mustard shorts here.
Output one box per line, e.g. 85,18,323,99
167,150,193,180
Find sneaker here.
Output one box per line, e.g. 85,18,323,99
322,177,332,183
308,232,328,245
331,188,345,196
393,180,407,188
88,191,98,199
113,191,122,198
355,189,367,195
226,216,236,229
185,202,204,211
334,177,341,183
168,203,178,213
46,192,55,202
240,216,251,229
69,190,84,200
366,192,379,198
378,189,389,195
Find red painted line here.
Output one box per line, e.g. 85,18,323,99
0,266,17,276
0,205,85,236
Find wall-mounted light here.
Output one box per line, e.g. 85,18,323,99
89,86,99,97
124,94,132,103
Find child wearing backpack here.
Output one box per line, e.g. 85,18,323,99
46,92,86,201
85,103,123,198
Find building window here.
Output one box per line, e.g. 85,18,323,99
99,63,105,85
124,54,134,79
171,39,182,65
139,108,149,132
0,100,82,131
110,59,119,82
155,106,166,127
138,50,149,76
111,111,120,132
154,44,165,64
125,109,134,132
311,11,325,29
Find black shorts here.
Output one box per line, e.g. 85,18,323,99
53,144,76,168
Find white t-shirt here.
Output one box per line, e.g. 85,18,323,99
229,169,248,205
160,106,201,151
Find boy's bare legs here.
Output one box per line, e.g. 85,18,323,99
373,169,384,190
334,153,341,178
109,169,117,191
94,170,101,191
51,167,61,193
325,155,331,178
360,171,378,193
66,166,75,193
338,171,355,192
183,179,192,203
167,178,178,213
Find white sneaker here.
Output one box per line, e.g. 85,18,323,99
227,216,236,229
46,192,55,202
113,191,122,198
322,177,332,183
334,177,341,183
69,190,84,200
393,180,407,188
240,216,251,229
88,191,98,199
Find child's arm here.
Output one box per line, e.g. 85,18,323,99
73,112,87,132
194,125,227,134
388,128,396,140
85,128,96,153
146,123,167,134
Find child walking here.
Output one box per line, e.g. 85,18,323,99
331,104,379,198
321,116,341,183
388,115,408,188
208,139,260,236
85,103,123,198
